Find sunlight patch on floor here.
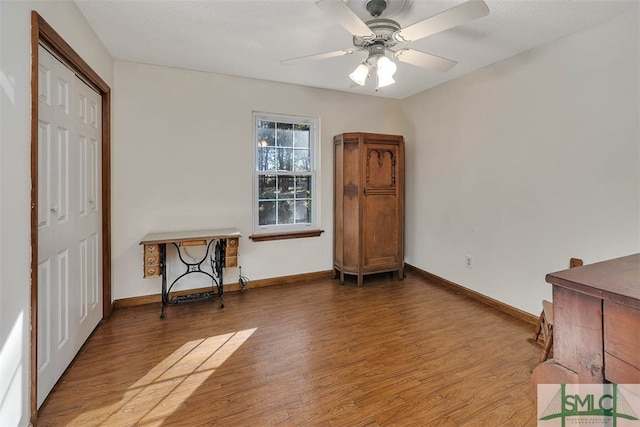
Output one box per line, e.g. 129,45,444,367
70,328,257,426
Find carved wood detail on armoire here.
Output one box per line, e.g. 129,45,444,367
333,132,405,286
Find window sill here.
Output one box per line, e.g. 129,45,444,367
249,229,324,242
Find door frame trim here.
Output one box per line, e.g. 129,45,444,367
30,11,112,423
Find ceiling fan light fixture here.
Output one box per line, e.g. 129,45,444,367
349,62,370,86
376,72,395,89
375,55,396,88
284,0,491,93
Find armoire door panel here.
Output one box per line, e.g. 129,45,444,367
364,194,399,265
333,143,344,266
365,147,397,189
341,140,360,267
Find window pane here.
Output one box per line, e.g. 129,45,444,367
278,176,295,199
277,123,294,147
293,149,310,172
295,176,310,198
258,175,277,199
294,200,311,223
277,147,293,171
257,121,275,147
257,147,277,171
293,128,309,149
258,201,276,226
277,200,294,224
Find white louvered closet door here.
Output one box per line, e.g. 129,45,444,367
37,45,102,408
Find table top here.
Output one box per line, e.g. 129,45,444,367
545,253,640,309
140,228,242,245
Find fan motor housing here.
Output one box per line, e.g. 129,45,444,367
353,18,401,48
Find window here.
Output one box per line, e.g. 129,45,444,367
252,112,319,236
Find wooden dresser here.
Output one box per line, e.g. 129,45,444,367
333,132,404,286
532,253,640,387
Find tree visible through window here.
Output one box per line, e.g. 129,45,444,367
254,113,318,233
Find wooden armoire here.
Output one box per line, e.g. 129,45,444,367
333,132,404,286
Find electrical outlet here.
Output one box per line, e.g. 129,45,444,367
465,255,473,269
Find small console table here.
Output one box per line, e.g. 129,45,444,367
140,228,241,319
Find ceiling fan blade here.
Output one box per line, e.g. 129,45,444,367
394,0,489,42
281,48,357,65
316,0,375,38
393,49,457,73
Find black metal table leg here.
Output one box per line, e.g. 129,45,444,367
160,243,167,319
213,239,225,308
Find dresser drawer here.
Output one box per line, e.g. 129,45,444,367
144,265,160,278
145,253,160,266
144,244,159,254
604,301,640,372
180,239,207,247
226,238,238,250
605,352,640,384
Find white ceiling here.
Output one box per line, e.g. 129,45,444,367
74,0,637,99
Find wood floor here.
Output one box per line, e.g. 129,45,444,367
37,272,541,426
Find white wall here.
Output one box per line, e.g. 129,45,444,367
112,61,406,299
401,11,640,315
0,1,113,425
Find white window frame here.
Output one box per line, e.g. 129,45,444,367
252,112,320,235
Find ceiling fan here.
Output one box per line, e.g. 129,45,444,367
282,0,489,89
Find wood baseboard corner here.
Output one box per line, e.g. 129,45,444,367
404,263,538,325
